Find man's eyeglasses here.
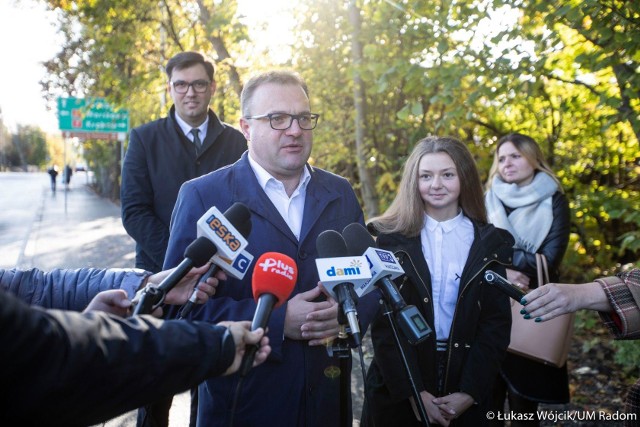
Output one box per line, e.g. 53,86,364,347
170,80,211,94
244,113,320,130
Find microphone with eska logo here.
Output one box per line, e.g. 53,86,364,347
178,202,252,319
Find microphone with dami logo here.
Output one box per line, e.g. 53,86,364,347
342,223,431,345
315,230,372,346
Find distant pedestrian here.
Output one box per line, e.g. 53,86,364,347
64,164,73,190
47,165,58,192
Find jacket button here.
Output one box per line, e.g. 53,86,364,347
299,250,308,259
454,343,459,348
423,297,429,303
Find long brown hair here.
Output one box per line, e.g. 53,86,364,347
369,136,488,237
485,133,563,192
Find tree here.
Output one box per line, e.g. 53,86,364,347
5,126,48,169
39,0,250,197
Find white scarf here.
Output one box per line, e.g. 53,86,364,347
485,172,558,253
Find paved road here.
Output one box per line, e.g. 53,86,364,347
0,171,369,426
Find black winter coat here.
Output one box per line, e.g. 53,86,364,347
121,106,247,272
362,220,514,427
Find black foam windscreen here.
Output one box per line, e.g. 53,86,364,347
342,223,376,256
316,229,349,258
183,236,218,267
225,202,252,238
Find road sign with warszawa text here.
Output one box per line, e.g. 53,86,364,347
57,97,129,140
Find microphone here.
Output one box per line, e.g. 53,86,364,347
239,252,297,376
196,202,251,260
133,236,217,315
179,202,253,319
342,223,405,307
484,270,526,302
342,223,431,345
315,230,371,346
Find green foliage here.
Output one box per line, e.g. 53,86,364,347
34,0,640,277
612,340,640,374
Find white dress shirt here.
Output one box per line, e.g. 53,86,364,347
175,113,209,143
248,155,310,241
420,211,474,341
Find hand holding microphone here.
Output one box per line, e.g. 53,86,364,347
218,320,272,376
239,252,297,376
133,236,218,315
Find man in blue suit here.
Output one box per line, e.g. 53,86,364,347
164,70,378,426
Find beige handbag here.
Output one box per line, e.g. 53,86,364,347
507,254,574,368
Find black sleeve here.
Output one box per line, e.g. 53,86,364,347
121,128,170,269
512,192,570,284
1,290,234,426
458,262,512,401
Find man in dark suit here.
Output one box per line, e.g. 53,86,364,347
121,51,247,427
164,70,379,427
121,51,247,274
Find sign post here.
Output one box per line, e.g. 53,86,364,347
57,97,129,213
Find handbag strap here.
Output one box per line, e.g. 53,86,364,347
535,253,550,287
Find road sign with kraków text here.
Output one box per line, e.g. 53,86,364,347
58,97,129,133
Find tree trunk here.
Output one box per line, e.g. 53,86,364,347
196,0,243,98
349,0,379,219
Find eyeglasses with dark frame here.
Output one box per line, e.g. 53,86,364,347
244,113,320,130
170,80,211,94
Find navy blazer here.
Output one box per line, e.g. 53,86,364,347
121,106,246,272
164,152,378,427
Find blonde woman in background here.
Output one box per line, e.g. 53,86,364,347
485,133,571,426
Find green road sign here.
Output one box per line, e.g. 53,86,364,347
57,97,129,133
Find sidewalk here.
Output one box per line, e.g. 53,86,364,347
19,182,135,271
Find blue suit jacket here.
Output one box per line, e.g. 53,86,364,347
164,152,378,427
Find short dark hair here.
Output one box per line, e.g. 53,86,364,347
240,70,308,117
166,52,214,81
